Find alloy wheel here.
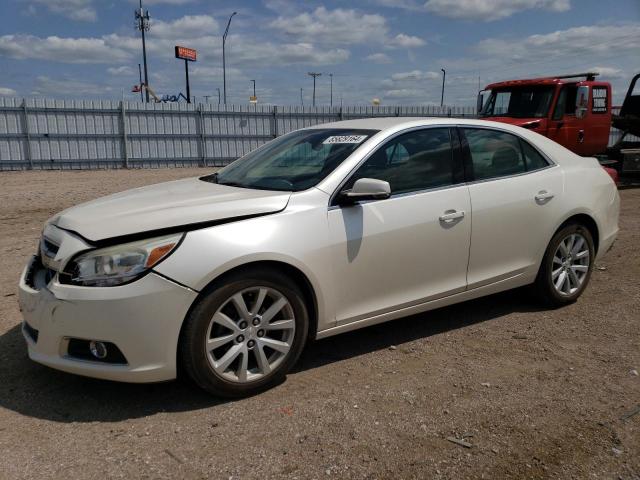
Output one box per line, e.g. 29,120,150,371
204,286,296,383
551,233,590,296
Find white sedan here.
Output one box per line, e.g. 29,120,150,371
18,118,619,397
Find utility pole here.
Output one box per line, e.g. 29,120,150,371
138,63,144,102
329,73,333,107
308,72,321,107
222,11,237,105
203,95,211,103
135,0,151,103
440,68,446,107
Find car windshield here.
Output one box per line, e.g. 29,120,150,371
480,86,555,118
203,128,378,192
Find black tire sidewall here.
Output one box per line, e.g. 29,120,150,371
537,223,595,305
180,269,309,398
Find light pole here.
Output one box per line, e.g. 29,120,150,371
440,68,446,107
300,88,303,106
308,72,321,107
329,73,333,107
216,87,221,105
222,11,237,105
251,79,256,97
135,0,150,103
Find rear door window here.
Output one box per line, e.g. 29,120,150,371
463,128,526,180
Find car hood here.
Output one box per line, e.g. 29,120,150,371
49,177,291,242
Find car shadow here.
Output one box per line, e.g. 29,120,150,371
0,289,545,423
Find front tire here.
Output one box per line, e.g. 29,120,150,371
533,223,595,307
180,268,309,398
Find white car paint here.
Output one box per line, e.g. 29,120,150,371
18,117,619,383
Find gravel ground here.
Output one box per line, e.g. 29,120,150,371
0,169,638,480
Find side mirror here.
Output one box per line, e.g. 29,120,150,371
337,178,391,205
576,85,589,119
476,91,485,115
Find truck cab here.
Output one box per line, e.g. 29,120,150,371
478,73,612,157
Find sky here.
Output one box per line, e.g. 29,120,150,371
0,0,638,106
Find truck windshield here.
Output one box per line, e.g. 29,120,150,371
202,128,378,192
480,86,555,118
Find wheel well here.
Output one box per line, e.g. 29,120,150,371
186,260,319,341
559,214,600,254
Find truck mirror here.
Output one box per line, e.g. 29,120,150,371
576,85,589,119
476,89,488,115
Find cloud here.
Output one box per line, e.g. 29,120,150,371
588,67,625,80
388,33,426,48
270,7,388,45
30,0,97,22
424,0,570,21
150,15,219,39
0,34,132,63
390,70,440,81
107,66,135,76
0,87,17,96
31,76,113,96
269,6,425,48
366,53,392,64
143,0,197,4
474,24,639,59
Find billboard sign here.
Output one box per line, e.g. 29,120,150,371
175,46,197,62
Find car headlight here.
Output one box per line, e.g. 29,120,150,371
60,233,183,287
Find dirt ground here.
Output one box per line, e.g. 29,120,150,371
0,169,638,480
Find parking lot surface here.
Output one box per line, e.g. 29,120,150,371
0,169,638,479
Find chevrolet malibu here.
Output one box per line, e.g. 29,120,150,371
18,118,619,397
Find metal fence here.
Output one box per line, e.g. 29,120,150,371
0,98,476,171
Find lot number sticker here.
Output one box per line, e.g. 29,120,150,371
323,135,368,145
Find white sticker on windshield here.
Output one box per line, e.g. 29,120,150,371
323,135,368,145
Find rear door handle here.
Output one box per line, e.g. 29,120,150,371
439,210,465,223
535,190,554,203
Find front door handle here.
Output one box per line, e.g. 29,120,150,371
535,190,554,203
439,210,465,223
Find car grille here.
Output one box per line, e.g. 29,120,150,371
25,256,56,289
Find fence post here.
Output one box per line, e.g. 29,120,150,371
271,106,278,138
21,99,33,170
120,101,129,168
197,105,206,167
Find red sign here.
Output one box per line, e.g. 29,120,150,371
175,46,197,62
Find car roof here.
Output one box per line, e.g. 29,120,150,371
304,116,519,132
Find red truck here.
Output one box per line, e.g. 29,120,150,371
477,72,640,179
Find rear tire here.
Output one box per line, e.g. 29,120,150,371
180,268,309,398
533,223,595,307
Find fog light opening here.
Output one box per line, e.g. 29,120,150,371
89,341,108,360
